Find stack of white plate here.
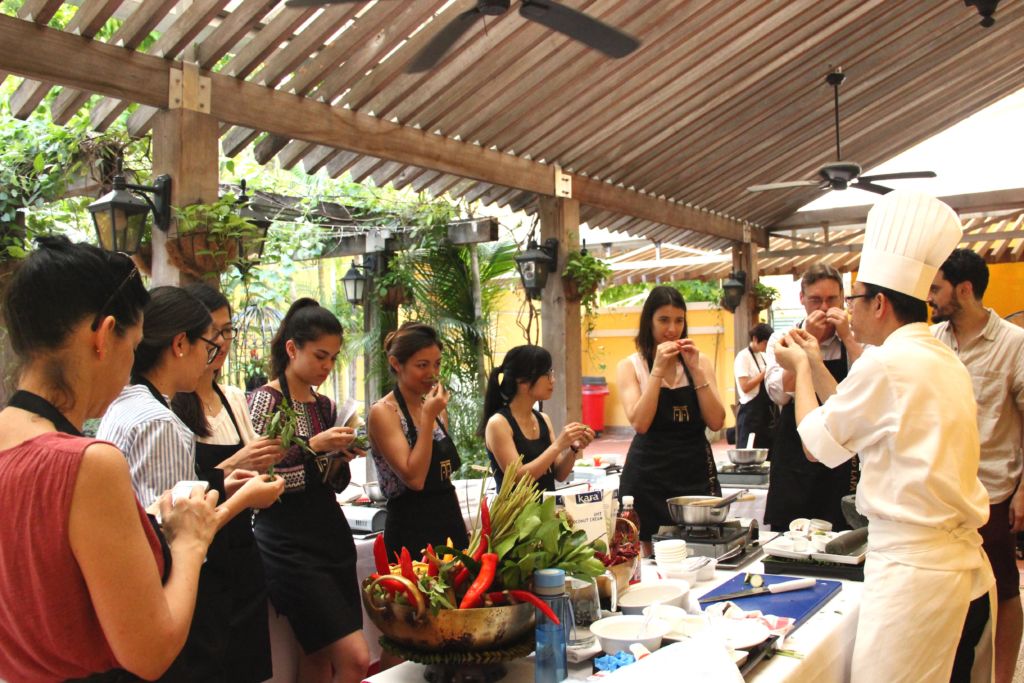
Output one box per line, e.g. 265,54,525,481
653,539,688,566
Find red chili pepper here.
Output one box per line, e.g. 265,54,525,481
423,544,439,577
373,575,423,611
459,553,498,609
485,590,509,606
454,566,470,590
373,534,390,575
507,589,560,625
369,573,398,596
399,547,416,582
480,496,491,540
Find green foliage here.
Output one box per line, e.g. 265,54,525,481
753,281,780,306
563,248,612,321
600,279,724,306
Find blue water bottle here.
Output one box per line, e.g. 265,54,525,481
533,568,570,683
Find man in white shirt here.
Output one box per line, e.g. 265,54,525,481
734,323,775,452
774,191,994,682
763,264,863,531
930,248,1024,683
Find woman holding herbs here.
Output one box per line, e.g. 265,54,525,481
248,298,368,683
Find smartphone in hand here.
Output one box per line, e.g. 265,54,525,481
171,480,210,505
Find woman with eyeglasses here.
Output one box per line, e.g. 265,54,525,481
617,285,726,554
0,239,223,682
168,283,285,683
249,298,368,683
480,345,595,492
97,286,283,679
368,322,469,561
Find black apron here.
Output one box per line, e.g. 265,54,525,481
167,384,271,683
735,347,776,454
619,361,721,542
764,339,860,531
384,386,469,558
488,407,555,492
7,390,169,683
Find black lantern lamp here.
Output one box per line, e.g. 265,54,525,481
88,174,171,254
515,237,559,299
721,270,747,312
341,256,376,306
236,179,273,262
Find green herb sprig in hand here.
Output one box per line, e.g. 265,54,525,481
264,398,316,457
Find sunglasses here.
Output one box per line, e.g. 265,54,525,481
91,258,140,331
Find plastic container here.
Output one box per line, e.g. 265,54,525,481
533,569,570,683
582,376,610,435
619,496,643,583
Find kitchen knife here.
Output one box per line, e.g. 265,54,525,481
699,577,816,603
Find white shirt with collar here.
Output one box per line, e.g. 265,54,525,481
763,322,848,406
932,309,1024,504
734,347,765,404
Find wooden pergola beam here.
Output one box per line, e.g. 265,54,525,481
0,15,759,246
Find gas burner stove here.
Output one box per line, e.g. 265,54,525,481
717,462,770,488
652,519,763,569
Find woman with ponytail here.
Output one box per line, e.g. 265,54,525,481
98,286,283,681
367,322,469,559
480,345,595,491
169,283,284,683
248,298,368,683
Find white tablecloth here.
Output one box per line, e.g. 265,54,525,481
362,558,862,683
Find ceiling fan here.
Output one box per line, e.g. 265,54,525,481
747,69,937,195
282,0,641,73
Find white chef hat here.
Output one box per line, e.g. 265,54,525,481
857,190,963,300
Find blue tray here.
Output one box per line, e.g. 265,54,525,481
698,574,842,630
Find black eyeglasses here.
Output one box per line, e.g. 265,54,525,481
214,326,236,342
844,294,870,305
197,336,222,364
91,259,140,331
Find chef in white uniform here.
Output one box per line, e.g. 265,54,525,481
773,190,995,683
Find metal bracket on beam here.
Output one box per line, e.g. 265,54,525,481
553,164,572,199
168,62,210,114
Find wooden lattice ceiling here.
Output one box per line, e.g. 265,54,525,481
1,0,1023,251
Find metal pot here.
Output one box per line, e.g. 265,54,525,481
361,576,535,652
727,448,768,465
666,495,730,525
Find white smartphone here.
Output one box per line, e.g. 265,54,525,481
171,480,210,505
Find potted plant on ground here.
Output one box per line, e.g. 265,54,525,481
169,194,265,278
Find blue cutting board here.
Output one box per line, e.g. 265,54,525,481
698,574,842,630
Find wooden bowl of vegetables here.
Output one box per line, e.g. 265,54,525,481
361,574,535,652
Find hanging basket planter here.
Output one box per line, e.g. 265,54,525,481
380,283,413,311
563,275,598,304
166,231,240,278
755,295,774,311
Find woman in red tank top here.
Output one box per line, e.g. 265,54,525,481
0,238,220,683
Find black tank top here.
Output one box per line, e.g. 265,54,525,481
487,407,555,492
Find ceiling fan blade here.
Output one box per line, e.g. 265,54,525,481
284,0,369,6
747,180,820,192
519,0,640,58
858,171,937,182
406,8,485,73
852,180,894,195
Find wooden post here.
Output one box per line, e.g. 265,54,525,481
150,64,219,286
731,241,759,355
540,196,582,429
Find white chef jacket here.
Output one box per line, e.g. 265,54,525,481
797,323,994,682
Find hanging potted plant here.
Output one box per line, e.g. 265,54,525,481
376,253,415,311
168,194,265,278
753,281,780,311
562,248,612,309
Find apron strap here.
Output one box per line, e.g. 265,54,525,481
7,390,83,436
131,375,169,408
278,372,331,434
211,382,244,442
392,385,447,443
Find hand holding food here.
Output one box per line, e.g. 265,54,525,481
218,436,284,474
787,327,824,365
826,306,853,341
804,309,833,340
773,334,808,373
232,471,285,509
423,381,449,421
309,425,356,453
158,485,220,549
556,421,592,452
652,340,680,374
676,338,701,370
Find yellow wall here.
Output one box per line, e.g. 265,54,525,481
984,262,1024,318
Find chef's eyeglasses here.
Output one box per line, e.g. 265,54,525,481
196,336,222,364
844,294,870,305
804,296,843,308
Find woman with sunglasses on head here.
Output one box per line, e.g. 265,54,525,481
480,345,595,492
169,283,285,683
617,286,725,555
368,322,469,561
98,286,283,681
0,238,222,683
249,298,368,683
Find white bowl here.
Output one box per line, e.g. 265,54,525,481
618,580,690,614
641,603,688,629
589,615,671,655
657,564,698,584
